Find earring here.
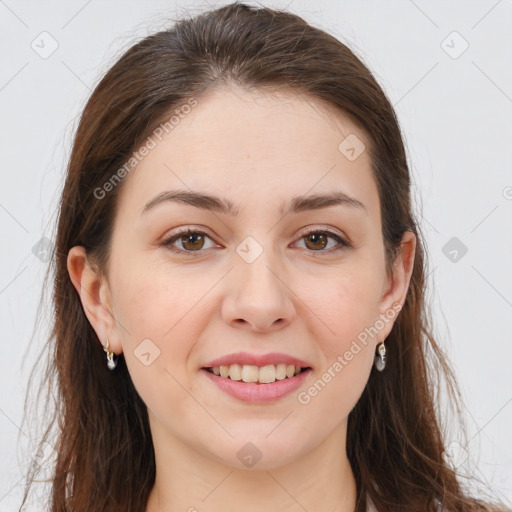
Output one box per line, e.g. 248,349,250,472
374,341,386,371
103,337,117,370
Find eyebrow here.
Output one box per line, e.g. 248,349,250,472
142,189,367,216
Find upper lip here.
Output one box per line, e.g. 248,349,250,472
202,352,313,369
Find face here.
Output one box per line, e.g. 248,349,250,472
71,86,414,470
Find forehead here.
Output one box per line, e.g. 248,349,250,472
117,86,379,220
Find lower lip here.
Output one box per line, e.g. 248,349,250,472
201,368,312,403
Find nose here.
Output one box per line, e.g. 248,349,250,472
221,254,296,333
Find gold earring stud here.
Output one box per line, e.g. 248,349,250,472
103,337,117,370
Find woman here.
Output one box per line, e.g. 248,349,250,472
20,2,510,511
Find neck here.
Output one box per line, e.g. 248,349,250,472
145,415,357,512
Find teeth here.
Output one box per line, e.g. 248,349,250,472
229,363,242,381
258,365,275,383
241,365,259,383
210,363,306,383
275,364,287,380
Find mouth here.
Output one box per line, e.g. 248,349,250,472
201,364,312,384
201,364,313,403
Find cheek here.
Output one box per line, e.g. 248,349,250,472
110,265,219,432
296,273,379,422
109,257,212,394
285,268,381,413
111,255,212,343
301,264,383,354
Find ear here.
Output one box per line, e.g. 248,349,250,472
376,231,416,341
67,246,123,355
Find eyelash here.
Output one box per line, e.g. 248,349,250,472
161,227,351,255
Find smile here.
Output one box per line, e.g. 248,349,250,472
204,363,310,384
201,366,313,403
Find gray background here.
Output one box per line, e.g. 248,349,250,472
1,0,511,510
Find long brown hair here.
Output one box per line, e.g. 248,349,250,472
19,2,509,511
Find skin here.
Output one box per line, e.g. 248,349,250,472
68,86,415,512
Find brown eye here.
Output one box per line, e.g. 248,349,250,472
162,229,217,253
304,232,328,250
180,232,205,251
295,229,349,253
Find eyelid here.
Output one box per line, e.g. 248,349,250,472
299,225,346,239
